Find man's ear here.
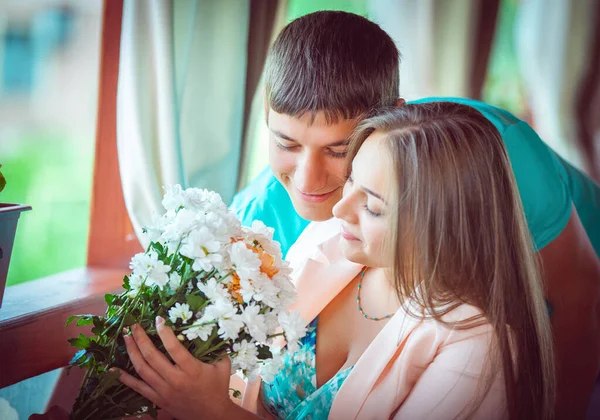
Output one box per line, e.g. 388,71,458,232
395,98,407,107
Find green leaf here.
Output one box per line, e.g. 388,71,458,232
87,341,109,363
66,315,79,327
123,313,136,327
123,275,130,290
256,344,273,360
185,294,206,311
76,316,95,327
105,293,115,306
91,316,106,336
96,368,121,393
68,334,91,350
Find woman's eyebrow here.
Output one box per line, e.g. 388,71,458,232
361,186,387,204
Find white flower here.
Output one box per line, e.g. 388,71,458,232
168,272,182,291
273,273,298,309
169,303,194,324
162,184,187,211
161,208,199,244
250,220,274,241
128,250,171,290
278,311,306,353
129,250,160,277
180,226,223,271
198,277,230,303
146,260,171,290
217,316,245,341
183,320,214,341
200,300,237,323
145,212,168,243
229,241,261,281
239,304,268,343
251,273,281,308
263,311,280,334
128,272,145,292
238,277,256,304
232,340,258,372
260,347,284,383
183,187,210,212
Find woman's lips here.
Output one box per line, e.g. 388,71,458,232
297,188,338,203
341,225,360,241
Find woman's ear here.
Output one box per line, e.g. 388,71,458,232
395,98,407,107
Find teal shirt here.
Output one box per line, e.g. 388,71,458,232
231,97,600,258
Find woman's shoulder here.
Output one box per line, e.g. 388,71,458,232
418,303,496,347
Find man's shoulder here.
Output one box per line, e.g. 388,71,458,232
230,168,282,216
408,97,520,133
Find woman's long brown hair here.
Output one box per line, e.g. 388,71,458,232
348,102,555,419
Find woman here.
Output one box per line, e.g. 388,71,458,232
115,102,555,419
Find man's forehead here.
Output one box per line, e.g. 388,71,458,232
268,108,357,144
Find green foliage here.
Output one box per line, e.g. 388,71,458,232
68,254,231,420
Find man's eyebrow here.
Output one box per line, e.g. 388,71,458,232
271,129,350,147
271,130,298,143
361,187,387,204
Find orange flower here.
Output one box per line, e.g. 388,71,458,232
227,272,245,304
258,250,279,278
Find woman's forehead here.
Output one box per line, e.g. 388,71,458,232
353,133,393,201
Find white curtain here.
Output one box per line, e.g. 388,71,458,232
236,0,288,188
368,0,480,101
515,0,597,171
117,0,250,247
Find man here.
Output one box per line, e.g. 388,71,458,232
231,11,600,419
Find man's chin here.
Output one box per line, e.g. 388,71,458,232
291,201,335,222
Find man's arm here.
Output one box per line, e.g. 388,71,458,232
540,206,600,419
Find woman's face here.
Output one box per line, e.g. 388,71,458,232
332,132,393,268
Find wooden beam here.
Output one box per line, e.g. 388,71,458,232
87,0,142,268
0,268,126,388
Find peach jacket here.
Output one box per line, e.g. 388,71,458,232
241,218,508,419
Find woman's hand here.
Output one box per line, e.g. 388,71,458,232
117,316,235,420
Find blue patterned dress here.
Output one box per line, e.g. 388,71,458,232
260,318,353,420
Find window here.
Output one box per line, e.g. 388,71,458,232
0,1,103,286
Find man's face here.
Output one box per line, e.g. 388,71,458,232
268,108,357,221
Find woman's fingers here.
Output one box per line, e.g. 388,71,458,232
155,316,198,370
129,323,186,383
115,368,165,407
124,332,172,393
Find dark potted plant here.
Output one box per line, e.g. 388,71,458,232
0,164,31,307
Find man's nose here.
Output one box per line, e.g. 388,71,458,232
294,152,327,193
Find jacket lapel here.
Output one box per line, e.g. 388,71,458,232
329,302,424,419
289,232,363,325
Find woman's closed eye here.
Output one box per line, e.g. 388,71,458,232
364,205,382,217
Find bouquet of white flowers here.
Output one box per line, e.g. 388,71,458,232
68,186,306,420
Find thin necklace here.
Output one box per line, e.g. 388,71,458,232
356,267,394,321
